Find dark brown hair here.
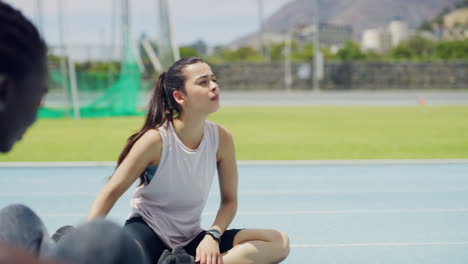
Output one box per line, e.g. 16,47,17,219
116,57,205,182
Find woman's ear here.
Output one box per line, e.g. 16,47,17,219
0,75,13,112
173,90,185,105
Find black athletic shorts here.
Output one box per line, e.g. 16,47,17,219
123,216,243,263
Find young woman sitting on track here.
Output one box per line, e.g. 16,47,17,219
87,57,290,264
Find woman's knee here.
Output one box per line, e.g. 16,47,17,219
232,228,290,263
245,229,290,262
271,230,290,262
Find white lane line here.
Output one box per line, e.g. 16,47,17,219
0,193,95,197
3,187,468,197
239,160,468,165
42,214,85,217
1,159,467,167
291,242,468,248
232,208,468,215
39,208,468,217
0,162,117,167
235,188,468,195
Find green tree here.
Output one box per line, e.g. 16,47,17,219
291,43,314,61
269,42,286,61
216,46,263,62
418,20,434,31
88,62,119,73
269,40,301,62
335,41,366,61
391,44,414,59
364,51,383,61
390,36,436,60
236,46,261,61
179,46,199,58
320,46,333,60
47,54,63,67
436,40,468,59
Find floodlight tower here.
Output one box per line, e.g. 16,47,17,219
257,0,265,58
121,0,130,61
36,0,44,34
157,0,180,69
57,0,70,116
312,0,321,92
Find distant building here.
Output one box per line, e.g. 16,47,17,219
227,22,352,52
361,28,392,53
388,20,409,46
381,31,393,52
262,32,288,47
414,30,439,41
190,39,208,56
443,8,468,40
294,23,353,48
228,32,287,51
362,29,381,52
362,20,409,54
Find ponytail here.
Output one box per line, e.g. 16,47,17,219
115,57,205,183
117,73,170,165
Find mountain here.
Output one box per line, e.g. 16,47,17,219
230,0,459,47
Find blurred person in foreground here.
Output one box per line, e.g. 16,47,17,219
86,57,290,264
0,2,146,264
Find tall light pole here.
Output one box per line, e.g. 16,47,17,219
165,0,180,61
157,0,180,69
284,31,292,91
121,0,130,62
312,0,321,92
57,0,70,116
257,0,265,58
110,0,117,62
57,0,79,120
36,0,44,34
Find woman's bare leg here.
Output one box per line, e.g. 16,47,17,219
222,229,290,264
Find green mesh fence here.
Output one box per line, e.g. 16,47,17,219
39,37,145,118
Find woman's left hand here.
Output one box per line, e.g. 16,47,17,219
195,235,223,264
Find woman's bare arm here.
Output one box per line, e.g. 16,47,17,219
210,125,238,234
86,130,162,221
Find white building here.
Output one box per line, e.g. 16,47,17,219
389,20,409,46
362,20,409,53
362,29,381,52
228,32,287,51
295,23,353,47
361,28,391,53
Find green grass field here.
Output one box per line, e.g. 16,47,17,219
1,106,468,161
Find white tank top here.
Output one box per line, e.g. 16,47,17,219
128,120,219,248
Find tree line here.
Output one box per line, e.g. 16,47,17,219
184,36,468,63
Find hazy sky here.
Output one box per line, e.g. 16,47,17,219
5,0,292,47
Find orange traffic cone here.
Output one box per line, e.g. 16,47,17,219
418,96,426,106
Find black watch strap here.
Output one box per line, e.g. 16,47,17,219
206,229,221,242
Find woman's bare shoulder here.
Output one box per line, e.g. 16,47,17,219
215,124,233,140
129,129,163,166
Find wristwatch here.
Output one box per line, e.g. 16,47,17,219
205,229,221,242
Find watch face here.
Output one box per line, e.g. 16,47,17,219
208,230,221,240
